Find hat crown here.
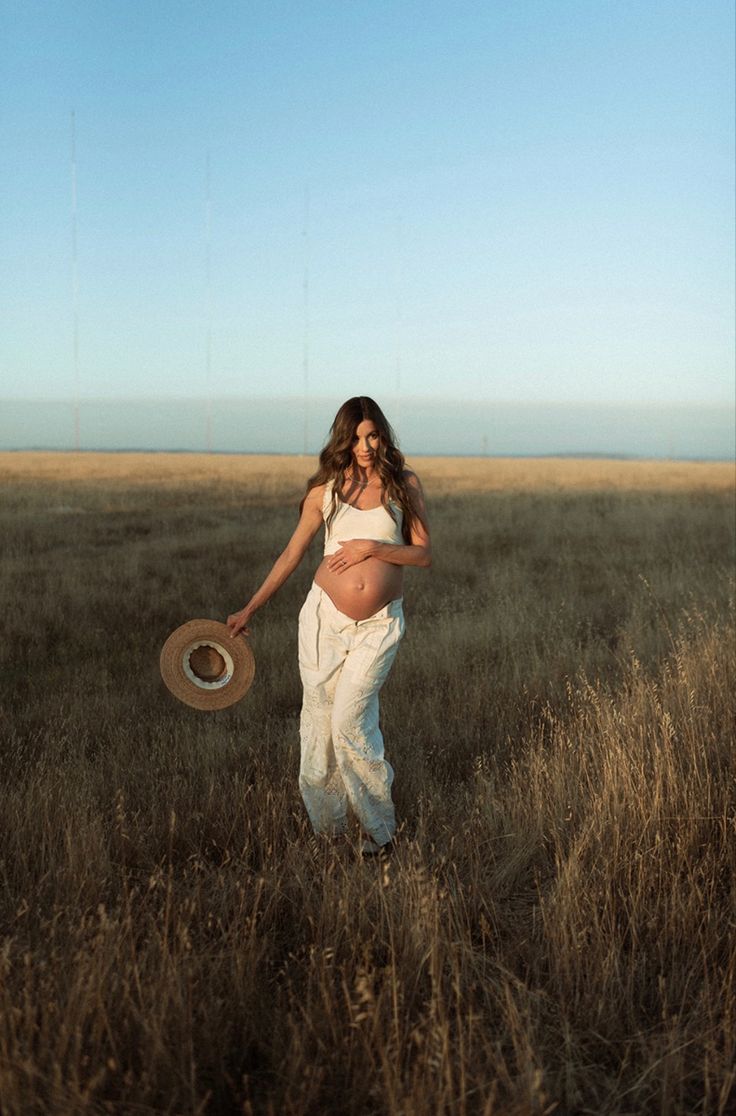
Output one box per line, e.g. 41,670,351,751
189,644,227,682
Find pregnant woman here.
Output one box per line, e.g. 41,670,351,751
227,396,431,857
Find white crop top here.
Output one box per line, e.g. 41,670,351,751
322,479,404,556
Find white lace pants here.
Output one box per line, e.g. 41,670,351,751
297,583,405,846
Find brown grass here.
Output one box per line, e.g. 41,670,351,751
0,452,734,1115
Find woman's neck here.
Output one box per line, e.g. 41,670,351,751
346,465,378,487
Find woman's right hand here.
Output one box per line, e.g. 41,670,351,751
227,606,253,639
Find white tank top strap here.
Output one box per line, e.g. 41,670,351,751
322,478,334,514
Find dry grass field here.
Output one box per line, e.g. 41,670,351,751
0,451,734,1116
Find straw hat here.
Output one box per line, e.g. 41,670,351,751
160,619,255,710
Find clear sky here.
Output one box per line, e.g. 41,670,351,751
1,0,734,413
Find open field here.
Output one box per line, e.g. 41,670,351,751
0,452,734,1115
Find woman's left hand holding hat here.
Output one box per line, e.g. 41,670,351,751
227,605,253,639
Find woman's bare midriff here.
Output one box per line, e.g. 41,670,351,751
314,556,404,621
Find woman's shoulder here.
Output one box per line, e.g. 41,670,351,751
399,468,427,515
401,468,423,491
302,479,330,510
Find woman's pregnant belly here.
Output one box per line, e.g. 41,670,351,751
314,555,404,621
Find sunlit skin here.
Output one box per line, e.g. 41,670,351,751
226,418,431,632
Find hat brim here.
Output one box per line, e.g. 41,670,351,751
160,619,255,711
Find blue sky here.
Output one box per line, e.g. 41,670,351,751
1,0,734,413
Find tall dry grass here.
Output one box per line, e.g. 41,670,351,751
0,452,734,1115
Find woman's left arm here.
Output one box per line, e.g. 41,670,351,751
327,472,432,572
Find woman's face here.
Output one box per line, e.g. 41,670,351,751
351,419,381,470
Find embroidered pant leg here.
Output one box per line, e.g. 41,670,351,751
297,587,349,834
330,602,405,846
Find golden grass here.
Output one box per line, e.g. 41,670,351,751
2,450,732,494
0,452,734,1115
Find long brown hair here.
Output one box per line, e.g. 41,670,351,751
301,397,421,544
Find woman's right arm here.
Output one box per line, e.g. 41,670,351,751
226,484,325,638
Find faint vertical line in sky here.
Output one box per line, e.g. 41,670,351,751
70,109,80,451
205,150,213,453
302,185,311,454
393,212,404,432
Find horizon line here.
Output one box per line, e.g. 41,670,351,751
2,447,733,463
1,395,734,409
